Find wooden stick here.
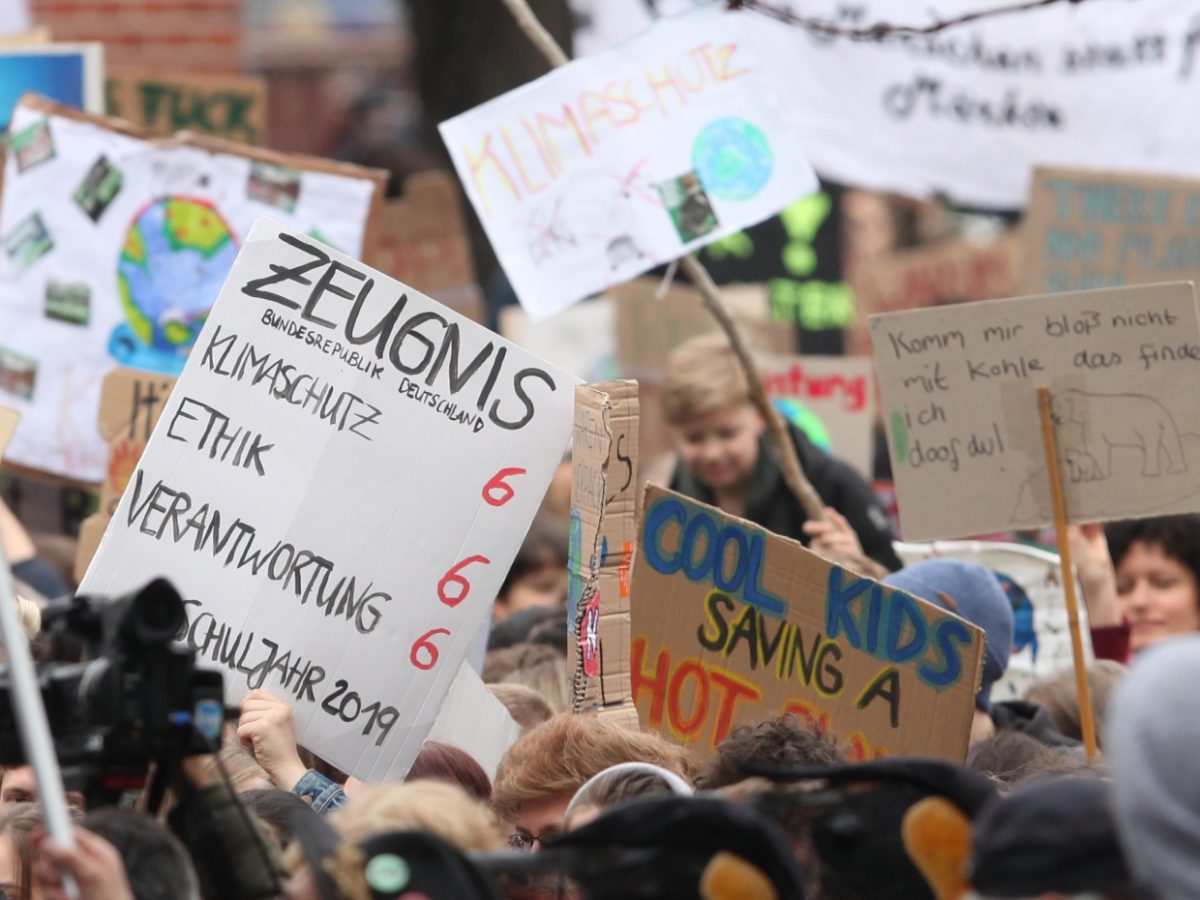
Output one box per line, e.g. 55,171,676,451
498,0,828,523
1036,387,1099,760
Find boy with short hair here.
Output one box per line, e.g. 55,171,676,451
663,334,901,572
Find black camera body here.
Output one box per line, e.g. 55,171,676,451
0,578,226,780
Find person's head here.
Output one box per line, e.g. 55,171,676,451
663,334,765,492
0,767,84,812
239,788,317,852
966,731,1089,792
1105,515,1200,653
883,559,1014,720
1026,660,1127,749
0,804,41,900
494,516,569,622
1108,634,1200,898
81,808,200,900
492,713,693,851
487,682,554,733
330,780,504,853
406,742,491,802
483,640,560,682
693,715,845,791
500,656,569,714
563,762,693,831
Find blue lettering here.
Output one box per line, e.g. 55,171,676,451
682,514,718,581
918,618,972,687
643,497,685,575
743,533,786,617
885,591,928,663
713,527,748,593
824,567,870,650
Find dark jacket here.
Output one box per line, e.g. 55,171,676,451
669,424,902,572
990,700,1082,749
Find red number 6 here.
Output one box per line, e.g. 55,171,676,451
482,467,526,507
438,555,490,607
410,628,450,670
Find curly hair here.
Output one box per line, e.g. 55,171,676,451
491,714,694,823
693,715,845,790
1104,514,1200,594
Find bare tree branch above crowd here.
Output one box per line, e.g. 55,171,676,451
726,0,1089,40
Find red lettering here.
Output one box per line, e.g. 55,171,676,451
631,636,669,728
709,668,763,745
667,661,709,737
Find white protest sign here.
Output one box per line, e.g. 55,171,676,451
896,541,1092,703
872,282,1200,541
734,0,1200,209
0,96,384,483
80,220,576,782
426,662,520,780
439,4,818,319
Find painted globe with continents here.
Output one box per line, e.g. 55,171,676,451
691,117,774,202
110,197,238,374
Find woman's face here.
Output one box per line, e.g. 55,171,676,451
1116,540,1200,652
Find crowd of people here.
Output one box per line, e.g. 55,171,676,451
1,330,1198,899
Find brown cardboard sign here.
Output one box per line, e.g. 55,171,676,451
871,282,1200,541
106,67,267,144
367,170,484,324
760,355,876,479
73,367,176,583
1022,167,1200,297
847,234,1021,355
0,406,18,458
613,278,794,381
630,485,983,762
568,381,640,727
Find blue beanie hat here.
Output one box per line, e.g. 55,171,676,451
883,559,1013,712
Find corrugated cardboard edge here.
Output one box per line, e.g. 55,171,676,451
0,407,19,459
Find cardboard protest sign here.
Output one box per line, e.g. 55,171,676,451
872,282,1200,540
0,43,104,130
439,4,818,319
366,171,484,324
567,382,639,726
79,220,577,782
1022,167,1200,296
847,234,1021,355
105,67,267,144
613,277,792,380
73,367,177,583
0,95,385,484
896,540,1092,703
736,0,1200,208
761,355,876,479
0,407,17,457
630,486,983,761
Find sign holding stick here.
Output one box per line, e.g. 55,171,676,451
630,485,984,762
567,381,639,726
871,281,1200,541
80,220,577,782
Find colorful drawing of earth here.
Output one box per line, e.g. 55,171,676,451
109,197,238,374
691,118,773,202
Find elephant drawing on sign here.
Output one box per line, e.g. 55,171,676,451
1051,389,1187,479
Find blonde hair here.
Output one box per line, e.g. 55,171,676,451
487,682,554,732
1026,659,1127,750
501,656,569,714
663,333,752,424
491,713,694,823
330,779,503,851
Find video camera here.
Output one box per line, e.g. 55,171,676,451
0,578,228,802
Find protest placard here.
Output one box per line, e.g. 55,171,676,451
871,282,1200,540
1021,167,1200,296
439,4,818,319
760,355,876,479
0,95,385,484
630,485,984,761
568,382,639,726
895,540,1092,703
0,43,104,130
499,298,618,381
79,220,577,782
105,67,267,144
366,171,484,324
0,407,17,457
733,0,1200,208
612,277,791,381
73,367,177,583
427,661,520,779
847,234,1021,354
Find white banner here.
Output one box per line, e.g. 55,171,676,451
0,97,381,482
440,5,818,319
80,220,577,782
747,0,1200,208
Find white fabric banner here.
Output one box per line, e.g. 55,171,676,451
80,220,577,782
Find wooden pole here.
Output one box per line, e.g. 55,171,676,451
1036,387,1099,761
497,0,828,523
